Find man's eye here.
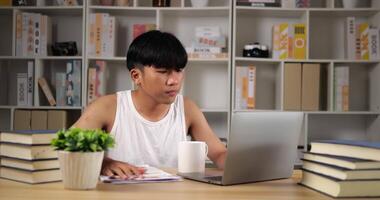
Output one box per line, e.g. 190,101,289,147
157,70,167,73
175,69,183,72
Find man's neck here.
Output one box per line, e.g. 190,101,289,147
131,90,171,122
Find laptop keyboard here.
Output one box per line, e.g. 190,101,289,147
205,176,223,181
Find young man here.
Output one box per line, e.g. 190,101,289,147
73,30,227,179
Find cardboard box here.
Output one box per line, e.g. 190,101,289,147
31,110,48,130
13,110,31,130
283,63,302,110
47,110,68,130
302,64,321,111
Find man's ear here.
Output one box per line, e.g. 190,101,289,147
130,68,142,85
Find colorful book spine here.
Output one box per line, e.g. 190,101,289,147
95,60,106,99
358,23,370,60
293,23,306,59
17,73,28,106
247,66,256,109
87,67,96,104
345,17,356,60
369,28,379,60
66,60,81,106
105,16,116,57
15,12,22,56
27,61,33,106
56,72,66,106
88,14,96,56
334,66,349,111
38,77,56,106
32,14,41,56
279,23,289,59
272,24,281,59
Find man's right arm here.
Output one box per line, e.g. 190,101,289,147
72,94,116,131
72,94,145,178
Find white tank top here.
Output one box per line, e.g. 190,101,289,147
107,90,187,168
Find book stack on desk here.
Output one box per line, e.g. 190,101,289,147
300,140,380,198
0,130,61,184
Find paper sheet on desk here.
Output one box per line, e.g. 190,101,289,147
99,165,182,184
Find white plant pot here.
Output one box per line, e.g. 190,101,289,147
191,0,209,7
342,0,360,8
58,151,104,190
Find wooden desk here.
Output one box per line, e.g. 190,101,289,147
0,170,347,200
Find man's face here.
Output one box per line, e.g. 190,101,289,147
135,66,184,104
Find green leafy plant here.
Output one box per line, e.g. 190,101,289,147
51,127,115,152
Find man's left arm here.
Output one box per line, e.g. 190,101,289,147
184,98,227,169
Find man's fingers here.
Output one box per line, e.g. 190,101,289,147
111,167,128,179
102,169,114,177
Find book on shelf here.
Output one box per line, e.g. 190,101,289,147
89,13,117,57
66,60,81,107
1,156,59,171
272,23,306,60
13,110,31,130
369,27,380,60
16,73,28,106
235,66,256,109
283,63,302,110
358,23,370,60
345,17,356,60
31,110,48,130
133,24,156,40
56,0,78,6
334,66,349,111
88,61,107,104
309,140,380,161
194,26,226,48
0,143,57,160
303,152,380,170
300,170,380,198
0,166,61,184
55,72,66,106
47,110,69,130
27,61,34,106
301,159,380,180
0,0,11,6
38,77,57,106
0,130,56,145
16,12,51,57
301,63,320,111
187,52,228,59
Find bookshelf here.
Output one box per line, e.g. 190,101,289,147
232,0,380,149
0,0,379,149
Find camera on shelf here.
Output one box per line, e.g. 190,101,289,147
242,42,269,58
51,41,78,56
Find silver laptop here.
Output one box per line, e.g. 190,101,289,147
178,111,303,185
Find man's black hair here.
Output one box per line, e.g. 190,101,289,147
126,30,188,71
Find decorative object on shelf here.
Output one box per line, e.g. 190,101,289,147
295,0,310,8
342,0,360,8
114,0,129,6
236,0,280,7
242,42,269,58
190,0,208,7
56,0,78,6
100,0,114,6
51,128,115,190
12,0,26,6
51,41,78,56
152,0,170,7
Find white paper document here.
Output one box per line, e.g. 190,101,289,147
99,165,182,184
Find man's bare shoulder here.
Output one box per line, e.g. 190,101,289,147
183,96,199,111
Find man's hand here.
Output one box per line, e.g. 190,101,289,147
101,157,146,179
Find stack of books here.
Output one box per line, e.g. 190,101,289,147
300,140,380,198
0,130,61,184
186,26,227,59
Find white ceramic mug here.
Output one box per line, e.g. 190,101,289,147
190,0,209,7
178,141,208,173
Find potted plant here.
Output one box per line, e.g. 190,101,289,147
51,127,114,190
